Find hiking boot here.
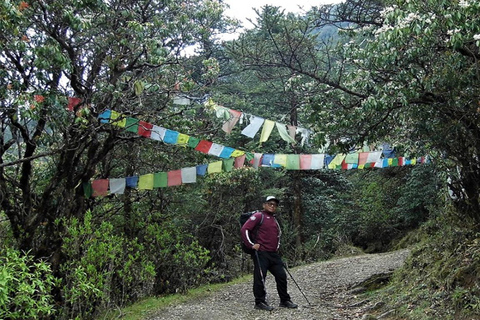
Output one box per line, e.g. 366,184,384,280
279,300,298,308
254,301,274,311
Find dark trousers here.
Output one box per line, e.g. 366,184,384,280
252,251,291,304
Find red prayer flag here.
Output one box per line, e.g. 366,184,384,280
300,154,312,170
91,179,109,197
138,121,153,138
67,97,82,111
167,170,182,186
234,154,246,168
358,152,369,166
195,140,213,154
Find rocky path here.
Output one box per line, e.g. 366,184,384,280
146,249,410,320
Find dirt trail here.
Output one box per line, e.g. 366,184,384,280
146,249,410,320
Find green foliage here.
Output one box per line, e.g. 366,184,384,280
371,210,480,319
60,211,156,319
142,218,211,294
0,247,56,319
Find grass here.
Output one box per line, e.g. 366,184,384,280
359,213,480,320
99,274,251,320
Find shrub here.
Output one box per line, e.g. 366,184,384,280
0,247,56,319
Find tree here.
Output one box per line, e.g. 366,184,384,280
0,0,232,288
227,0,480,226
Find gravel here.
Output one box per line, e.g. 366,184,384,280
147,249,410,320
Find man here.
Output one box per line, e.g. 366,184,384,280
241,195,298,311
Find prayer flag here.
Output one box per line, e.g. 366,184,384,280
67,97,82,111
181,167,197,183
125,118,139,133
195,140,213,154
222,108,242,134
245,152,254,162
286,154,300,170
98,109,111,123
219,147,235,159
358,152,369,168
223,158,234,172
300,154,312,170
196,164,208,176
230,149,245,158
273,154,287,167
110,110,126,127
138,121,153,138
325,154,334,167
151,125,166,141
345,153,359,164
83,182,93,198
177,133,190,146
167,170,182,186
126,176,139,188
262,154,275,167
311,154,325,169
276,122,296,144
253,153,263,169
234,154,246,168
260,119,275,143
154,172,168,188
366,151,382,163
138,174,154,190
384,158,390,167
187,136,200,148
109,178,126,194
328,154,345,169
92,179,109,197
163,130,179,144
208,161,223,174
287,125,297,141
208,143,224,157
241,116,264,138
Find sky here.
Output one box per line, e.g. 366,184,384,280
223,0,344,30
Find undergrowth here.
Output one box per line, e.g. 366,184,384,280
368,208,480,319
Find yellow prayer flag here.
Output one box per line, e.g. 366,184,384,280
328,154,345,169
230,149,245,158
208,161,223,174
110,110,126,127
138,174,154,190
260,119,275,143
177,133,190,146
273,154,287,167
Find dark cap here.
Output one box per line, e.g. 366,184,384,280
264,196,279,204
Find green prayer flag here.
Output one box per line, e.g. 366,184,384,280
222,158,235,172
125,117,139,133
187,136,200,148
83,182,93,198
154,172,168,188
286,154,300,170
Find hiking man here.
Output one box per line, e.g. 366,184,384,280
241,195,298,311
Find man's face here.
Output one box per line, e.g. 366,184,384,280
263,201,278,213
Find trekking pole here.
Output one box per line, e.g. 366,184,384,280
283,262,313,306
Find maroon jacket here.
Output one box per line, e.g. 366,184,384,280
241,210,281,252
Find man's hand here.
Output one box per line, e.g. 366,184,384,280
252,244,260,251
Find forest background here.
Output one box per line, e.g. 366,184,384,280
1,0,480,319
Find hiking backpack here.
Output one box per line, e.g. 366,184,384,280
239,211,264,254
